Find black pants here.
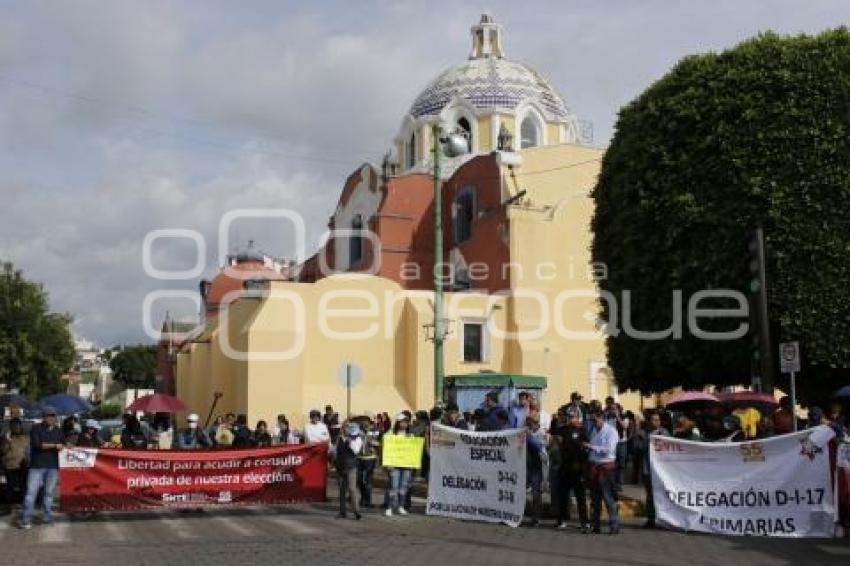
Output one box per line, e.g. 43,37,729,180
557,469,588,524
356,459,376,506
644,477,656,523
3,468,27,505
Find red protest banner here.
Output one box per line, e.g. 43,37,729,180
59,444,328,512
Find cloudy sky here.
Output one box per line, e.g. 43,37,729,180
1,0,847,347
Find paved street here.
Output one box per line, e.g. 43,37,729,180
3,492,849,566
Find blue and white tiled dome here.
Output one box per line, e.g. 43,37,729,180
409,57,571,122
408,13,572,123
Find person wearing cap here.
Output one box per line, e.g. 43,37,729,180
177,414,212,449
384,413,413,517
335,420,363,519
304,409,331,445
551,406,590,532
19,406,66,529
76,419,104,448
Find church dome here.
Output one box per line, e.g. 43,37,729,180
409,57,571,122
408,14,572,123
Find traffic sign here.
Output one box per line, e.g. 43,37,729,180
337,363,362,388
779,342,800,374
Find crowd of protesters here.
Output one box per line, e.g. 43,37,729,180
1,393,848,532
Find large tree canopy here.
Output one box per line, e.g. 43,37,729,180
592,29,850,402
109,345,157,390
0,261,75,397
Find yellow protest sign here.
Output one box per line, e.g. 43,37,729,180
382,435,424,469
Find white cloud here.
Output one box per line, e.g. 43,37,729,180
1,0,848,345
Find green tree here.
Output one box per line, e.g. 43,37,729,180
591,29,850,404
0,261,75,397
109,345,157,390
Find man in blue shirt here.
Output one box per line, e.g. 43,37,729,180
584,408,619,534
509,391,530,429
19,406,65,529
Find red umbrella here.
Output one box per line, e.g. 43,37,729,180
126,393,189,413
718,391,778,412
665,391,720,408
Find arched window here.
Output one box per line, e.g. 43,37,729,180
406,132,416,169
520,115,540,149
453,187,475,244
457,117,472,152
350,215,364,267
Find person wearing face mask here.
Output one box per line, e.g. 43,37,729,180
176,413,212,449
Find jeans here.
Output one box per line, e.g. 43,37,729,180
357,458,376,506
388,468,412,512
337,467,359,516
527,466,543,521
589,465,619,530
22,468,59,525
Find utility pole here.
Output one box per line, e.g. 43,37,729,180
748,227,774,393
432,123,444,403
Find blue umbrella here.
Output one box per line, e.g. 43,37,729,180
832,385,850,399
39,394,92,415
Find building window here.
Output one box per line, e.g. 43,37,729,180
407,132,416,169
463,321,486,363
520,115,540,149
350,215,364,267
453,187,475,244
457,117,472,152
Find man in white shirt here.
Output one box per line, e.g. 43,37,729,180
584,409,620,534
304,409,331,445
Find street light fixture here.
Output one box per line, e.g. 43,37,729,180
431,123,470,403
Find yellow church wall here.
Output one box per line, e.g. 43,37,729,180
173,141,652,425
498,143,648,414
546,123,562,145
476,115,492,152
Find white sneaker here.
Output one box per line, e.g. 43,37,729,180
398,507,408,516
385,508,392,517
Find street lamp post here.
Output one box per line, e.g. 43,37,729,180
431,123,469,403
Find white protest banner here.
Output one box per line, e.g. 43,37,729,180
426,423,526,527
651,425,836,537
